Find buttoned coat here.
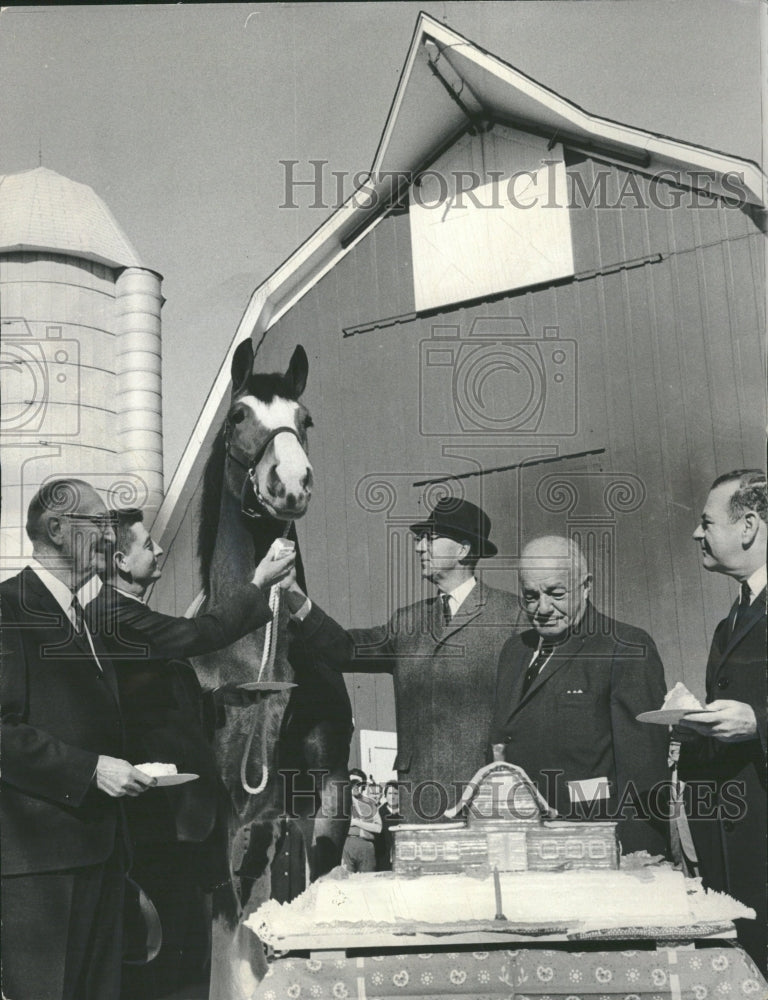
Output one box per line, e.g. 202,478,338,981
490,603,669,855
299,581,520,820
679,585,767,971
1,567,125,875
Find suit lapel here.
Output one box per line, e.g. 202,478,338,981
716,586,766,667
515,629,585,710
504,603,599,720
22,568,121,708
437,581,486,645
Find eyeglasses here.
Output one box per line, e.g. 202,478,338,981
58,512,119,531
415,532,451,545
520,580,587,609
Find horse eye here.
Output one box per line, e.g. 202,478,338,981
304,415,314,429
230,409,246,425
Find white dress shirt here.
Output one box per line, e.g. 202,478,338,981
439,577,477,617
743,564,767,604
29,560,103,670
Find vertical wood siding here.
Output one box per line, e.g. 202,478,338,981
153,153,766,756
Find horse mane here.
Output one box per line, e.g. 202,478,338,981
198,426,227,595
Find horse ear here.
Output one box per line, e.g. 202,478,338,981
231,339,254,396
285,345,308,398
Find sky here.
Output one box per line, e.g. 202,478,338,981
1,1,764,482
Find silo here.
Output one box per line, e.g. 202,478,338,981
0,166,164,579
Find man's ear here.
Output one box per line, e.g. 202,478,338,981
45,515,65,548
742,511,761,546
113,549,128,574
583,572,594,595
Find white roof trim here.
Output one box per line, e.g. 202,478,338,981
154,12,766,547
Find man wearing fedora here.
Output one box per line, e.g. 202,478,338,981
279,497,519,822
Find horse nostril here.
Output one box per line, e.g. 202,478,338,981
302,468,313,492
266,465,285,499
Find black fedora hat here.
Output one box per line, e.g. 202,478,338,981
409,497,498,557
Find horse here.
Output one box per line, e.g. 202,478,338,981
192,339,353,999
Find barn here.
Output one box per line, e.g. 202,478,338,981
150,13,766,772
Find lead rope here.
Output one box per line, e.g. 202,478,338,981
240,525,292,796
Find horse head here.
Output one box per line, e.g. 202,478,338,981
224,339,314,523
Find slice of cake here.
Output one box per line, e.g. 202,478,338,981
136,762,178,777
661,682,703,712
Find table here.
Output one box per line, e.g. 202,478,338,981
257,944,767,999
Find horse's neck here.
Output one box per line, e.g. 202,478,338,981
208,491,277,603
198,490,291,686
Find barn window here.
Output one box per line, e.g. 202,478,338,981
409,125,574,311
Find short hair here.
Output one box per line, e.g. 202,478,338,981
115,508,144,553
26,478,94,543
348,768,366,784
711,469,767,524
384,780,400,793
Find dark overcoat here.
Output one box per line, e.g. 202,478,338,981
1,567,124,875
299,581,520,820
679,586,767,972
489,603,669,855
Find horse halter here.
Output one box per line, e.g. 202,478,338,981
226,424,304,520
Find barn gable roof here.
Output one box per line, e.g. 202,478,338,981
153,12,765,547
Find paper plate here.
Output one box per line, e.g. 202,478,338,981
141,772,199,787
636,709,704,725
237,681,297,693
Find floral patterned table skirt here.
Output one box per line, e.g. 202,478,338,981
257,945,767,1000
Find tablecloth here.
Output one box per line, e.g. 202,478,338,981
257,945,767,1000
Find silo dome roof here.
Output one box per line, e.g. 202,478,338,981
0,166,144,268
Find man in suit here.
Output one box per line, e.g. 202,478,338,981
85,507,296,998
0,479,156,1000
279,497,520,821
490,535,669,855
678,469,766,973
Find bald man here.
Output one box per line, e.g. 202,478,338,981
490,536,669,856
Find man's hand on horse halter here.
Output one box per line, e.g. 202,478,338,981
252,542,296,591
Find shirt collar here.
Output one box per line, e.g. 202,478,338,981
744,564,767,603
441,576,477,612
110,583,145,604
29,559,76,615
79,574,104,607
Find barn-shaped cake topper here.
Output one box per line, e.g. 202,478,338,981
394,762,619,876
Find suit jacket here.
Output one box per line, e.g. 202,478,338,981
1,567,124,875
490,604,669,855
679,585,766,963
299,581,520,820
86,584,268,847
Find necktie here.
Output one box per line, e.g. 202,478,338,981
521,644,553,698
440,593,452,626
70,592,86,636
732,581,751,635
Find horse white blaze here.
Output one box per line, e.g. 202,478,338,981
238,395,313,518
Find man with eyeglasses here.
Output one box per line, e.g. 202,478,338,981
0,479,156,1000
490,535,668,856
278,497,520,822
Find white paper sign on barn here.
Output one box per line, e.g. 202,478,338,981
409,127,575,312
